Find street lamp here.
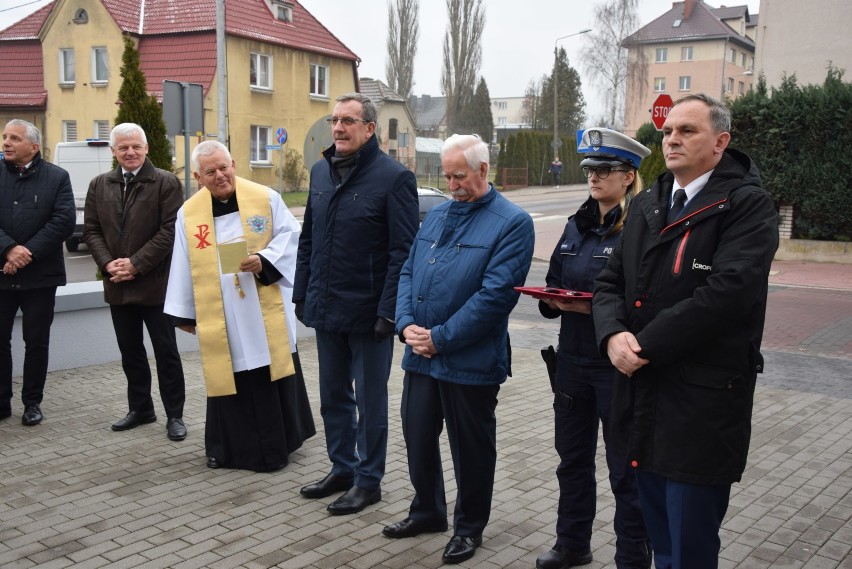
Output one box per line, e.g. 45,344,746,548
553,29,591,158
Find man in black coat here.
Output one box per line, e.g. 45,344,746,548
0,119,75,426
593,94,778,569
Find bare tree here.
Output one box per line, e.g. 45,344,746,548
521,78,543,129
579,0,640,129
440,0,485,134
386,0,419,98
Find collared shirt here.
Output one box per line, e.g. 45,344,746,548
672,169,714,208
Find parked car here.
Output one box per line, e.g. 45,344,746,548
417,186,451,223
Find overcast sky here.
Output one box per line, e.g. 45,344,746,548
1,0,761,122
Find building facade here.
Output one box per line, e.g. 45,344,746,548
755,0,851,89
359,78,417,171
622,0,756,137
0,0,360,190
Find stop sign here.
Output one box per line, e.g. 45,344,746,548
651,94,673,131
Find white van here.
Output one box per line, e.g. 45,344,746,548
53,140,114,251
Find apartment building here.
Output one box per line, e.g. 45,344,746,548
622,0,756,136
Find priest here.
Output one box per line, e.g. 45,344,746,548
165,140,314,472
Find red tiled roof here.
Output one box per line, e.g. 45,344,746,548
101,0,358,61
0,0,357,109
0,1,55,40
0,41,46,107
139,33,218,101
624,1,754,50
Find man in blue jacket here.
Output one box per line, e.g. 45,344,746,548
294,93,419,515
382,134,535,565
0,119,75,426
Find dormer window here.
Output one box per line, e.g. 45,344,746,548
272,0,294,22
73,8,88,24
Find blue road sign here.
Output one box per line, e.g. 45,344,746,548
276,128,288,144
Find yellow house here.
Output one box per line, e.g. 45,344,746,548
0,0,360,189
621,0,756,137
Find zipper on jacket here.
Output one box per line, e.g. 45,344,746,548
672,228,691,275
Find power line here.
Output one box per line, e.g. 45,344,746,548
0,0,50,15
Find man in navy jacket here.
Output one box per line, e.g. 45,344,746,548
294,93,418,516
0,119,75,426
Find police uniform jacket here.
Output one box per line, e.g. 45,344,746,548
294,135,418,333
396,186,534,386
0,152,75,290
593,148,778,485
540,197,620,366
83,158,183,306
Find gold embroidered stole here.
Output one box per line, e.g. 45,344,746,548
183,177,294,396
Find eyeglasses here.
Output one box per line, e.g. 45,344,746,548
582,166,631,179
326,117,370,126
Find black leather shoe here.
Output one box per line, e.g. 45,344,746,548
111,411,156,431
207,456,220,469
21,404,43,426
442,535,482,564
166,417,187,441
382,517,448,538
535,545,592,569
326,485,381,515
300,473,354,499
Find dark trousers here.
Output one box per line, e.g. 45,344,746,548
315,329,392,491
636,470,731,569
109,304,185,418
0,286,57,410
401,371,499,537
554,358,651,567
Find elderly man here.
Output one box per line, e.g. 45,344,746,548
165,141,314,472
84,123,187,440
294,93,418,515
593,94,779,568
0,119,75,426
382,134,535,565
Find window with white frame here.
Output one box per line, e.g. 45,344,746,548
749,56,755,71
250,126,270,163
310,64,328,97
655,47,668,63
399,132,409,148
681,46,693,61
276,4,293,22
59,49,75,84
654,77,666,92
250,53,272,90
63,120,78,142
729,48,736,64
727,77,735,93
679,76,691,91
94,120,110,140
738,81,745,96
91,47,108,83
740,52,747,67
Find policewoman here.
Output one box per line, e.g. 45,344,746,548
535,128,652,569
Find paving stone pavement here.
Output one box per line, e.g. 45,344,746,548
0,261,850,569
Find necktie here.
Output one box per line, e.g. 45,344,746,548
667,188,687,225
17,165,26,175
123,172,134,185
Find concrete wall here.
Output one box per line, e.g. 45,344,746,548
10,282,314,377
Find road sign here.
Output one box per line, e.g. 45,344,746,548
266,144,282,151
651,94,673,131
276,127,288,144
